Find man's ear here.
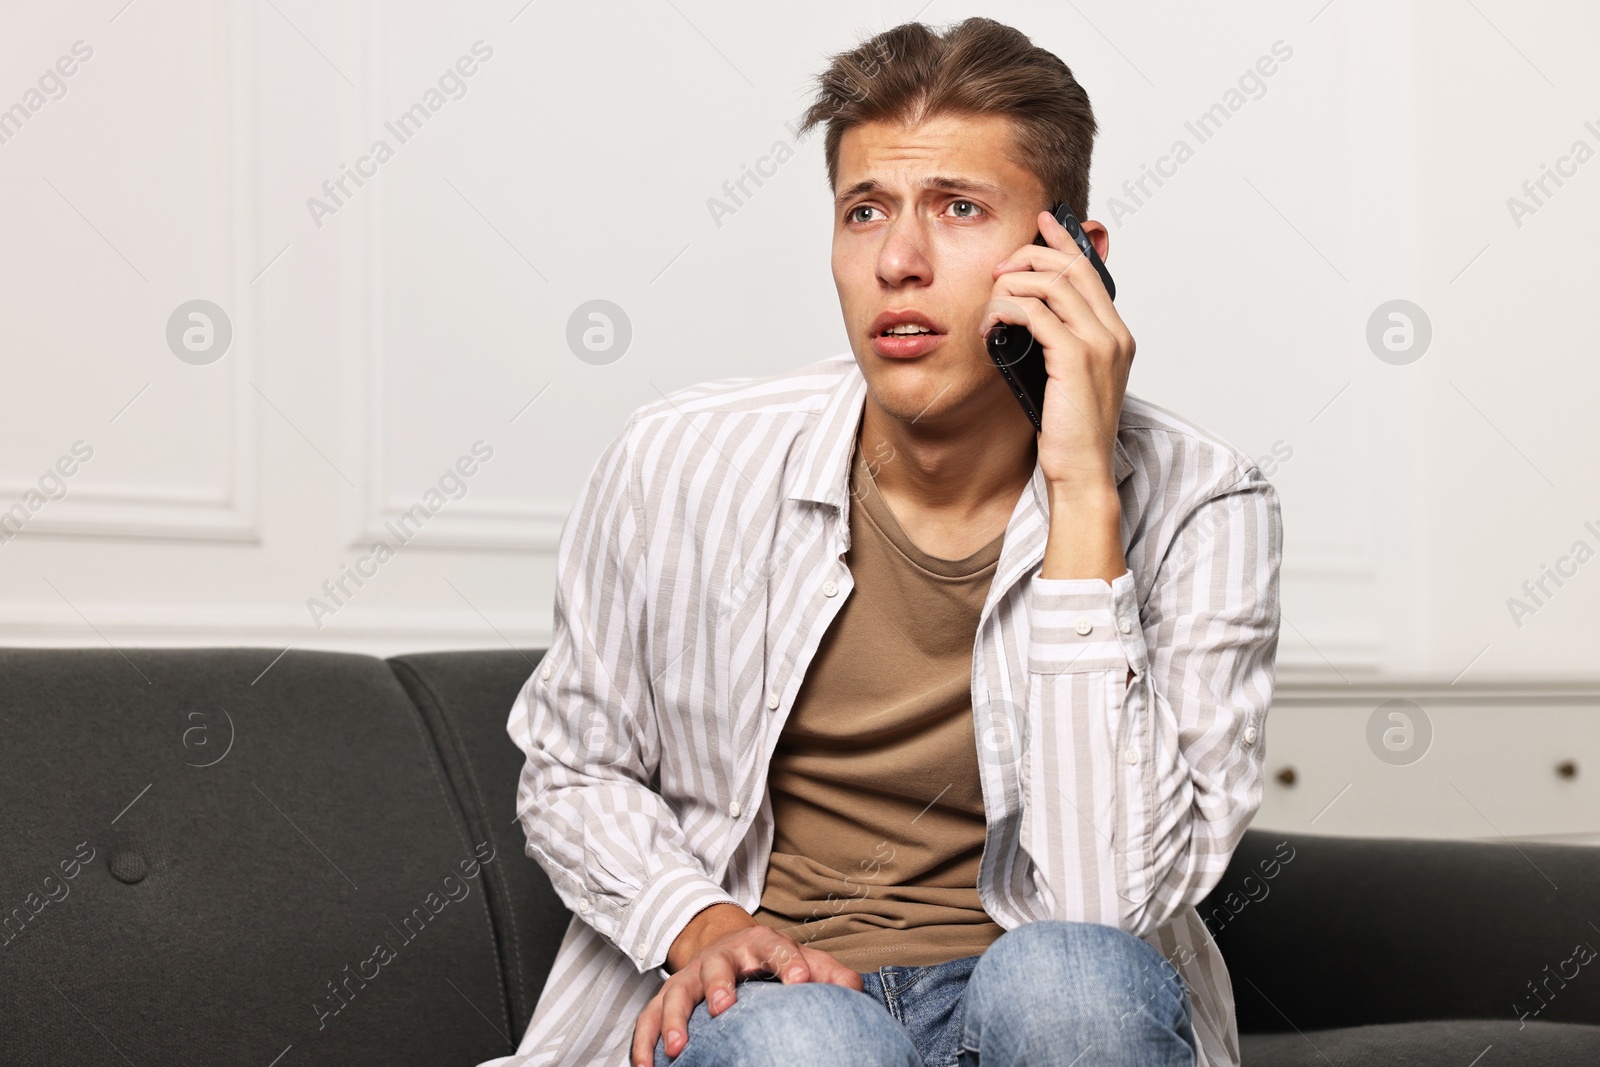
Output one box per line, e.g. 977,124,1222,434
1081,220,1109,264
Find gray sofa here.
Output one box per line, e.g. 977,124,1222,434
3,647,1597,1065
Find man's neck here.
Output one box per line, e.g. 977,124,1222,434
856,390,1037,559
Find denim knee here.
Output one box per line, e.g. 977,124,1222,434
962,920,1195,1065
659,979,920,1067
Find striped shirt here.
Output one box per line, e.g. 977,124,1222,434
482,352,1283,1067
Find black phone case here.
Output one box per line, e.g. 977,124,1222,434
987,202,1115,432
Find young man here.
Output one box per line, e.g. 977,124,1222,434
487,17,1281,1067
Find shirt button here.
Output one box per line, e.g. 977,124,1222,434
1244,725,1258,744
822,580,839,597
635,940,647,958
1118,617,1132,634
1075,618,1093,636
766,692,780,711
1124,748,1139,765
578,896,591,913
729,799,742,817
540,662,553,681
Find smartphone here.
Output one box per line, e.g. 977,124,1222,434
986,202,1115,433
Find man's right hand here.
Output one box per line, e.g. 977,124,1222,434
630,906,863,1067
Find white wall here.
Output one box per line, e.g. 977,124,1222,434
1,0,1595,710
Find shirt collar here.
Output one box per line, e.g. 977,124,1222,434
787,354,1136,512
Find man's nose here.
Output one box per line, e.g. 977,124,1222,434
877,216,933,286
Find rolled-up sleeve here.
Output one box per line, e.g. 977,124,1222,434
507,414,739,977
1018,468,1282,937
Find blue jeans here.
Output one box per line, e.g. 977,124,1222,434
652,919,1196,1066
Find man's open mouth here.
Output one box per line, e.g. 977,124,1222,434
869,310,946,338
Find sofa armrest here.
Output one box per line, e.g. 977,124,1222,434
388,649,569,1039
1200,829,1600,1032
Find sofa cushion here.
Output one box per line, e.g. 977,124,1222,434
387,648,566,1039
0,648,511,1067
1240,1019,1600,1065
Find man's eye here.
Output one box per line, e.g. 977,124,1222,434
948,200,983,218
848,205,881,224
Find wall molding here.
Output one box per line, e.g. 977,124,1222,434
1270,678,1600,704
352,499,568,553
0,602,549,659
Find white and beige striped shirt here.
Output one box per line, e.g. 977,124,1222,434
482,351,1283,1067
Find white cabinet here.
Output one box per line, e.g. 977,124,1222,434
1252,683,1600,844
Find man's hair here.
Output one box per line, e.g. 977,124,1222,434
798,17,1098,219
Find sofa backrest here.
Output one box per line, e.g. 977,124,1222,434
1198,823,1600,1032
0,647,543,1067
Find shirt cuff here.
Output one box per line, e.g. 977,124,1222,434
1028,568,1147,676
614,864,743,976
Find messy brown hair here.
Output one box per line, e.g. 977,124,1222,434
798,18,1098,219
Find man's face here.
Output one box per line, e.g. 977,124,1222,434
831,111,1050,429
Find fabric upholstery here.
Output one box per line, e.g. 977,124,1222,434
1198,829,1600,1035
388,649,562,1039
0,648,510,1066
3,645,1597,1065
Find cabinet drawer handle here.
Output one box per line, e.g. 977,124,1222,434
1275,766,1297,786
1557,760,1578,779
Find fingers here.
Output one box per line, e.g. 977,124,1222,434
764,936,811,983
993,213,1088,283
996,272,1122,356
994,215,1088,284
993,237,1117,330
979,295,1079,360
993,261,1121,350
802,944,865,991
657,973,704,1060
630,932,830,1066
632,964,709,1066
631,994,666,1067
700,951,739,1016
1036,207,1100,279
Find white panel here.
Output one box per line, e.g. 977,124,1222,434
0,0,257,543
0,599,548,660
340,3,567,553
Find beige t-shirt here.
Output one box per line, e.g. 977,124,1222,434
750,433,1008,971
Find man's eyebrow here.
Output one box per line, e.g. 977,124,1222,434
832,176,1007,209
